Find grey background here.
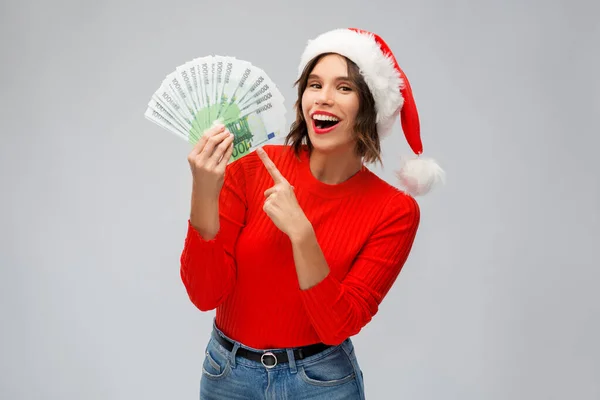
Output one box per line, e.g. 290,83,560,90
1,0,598,399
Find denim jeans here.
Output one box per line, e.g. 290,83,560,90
199,321,366,399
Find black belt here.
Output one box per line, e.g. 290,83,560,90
213,332,332,368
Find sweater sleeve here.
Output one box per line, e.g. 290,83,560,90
299,193,420,345
179,158,247,312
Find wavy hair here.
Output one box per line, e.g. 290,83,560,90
284,53,382,166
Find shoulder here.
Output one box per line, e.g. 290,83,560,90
234,144,295,166
363,171,421,225
259,144,298,164
243,144,299,173
226,144,296,184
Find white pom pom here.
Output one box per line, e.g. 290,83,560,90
396,157,446,196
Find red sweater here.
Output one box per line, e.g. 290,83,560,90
180,144,420,349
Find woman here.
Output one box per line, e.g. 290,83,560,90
181,28,443,400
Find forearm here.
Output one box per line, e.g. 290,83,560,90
185,187,235,310
182,157,248,312
180,221,236,311
289,222,330,290
189,185,220,240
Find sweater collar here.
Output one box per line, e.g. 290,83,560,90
295,145,373,199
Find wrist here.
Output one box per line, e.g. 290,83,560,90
288,218,314,243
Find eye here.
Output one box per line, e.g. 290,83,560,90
309,83,321,89
339,85,353,92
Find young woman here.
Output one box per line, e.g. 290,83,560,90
181,28,443,400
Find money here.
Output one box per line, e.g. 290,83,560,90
146,98,188,136
144,107,187,139
145,55,287,163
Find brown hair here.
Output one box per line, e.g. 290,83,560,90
284,53,382,165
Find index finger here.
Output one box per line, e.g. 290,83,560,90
190,124,225,156
256,147,287,184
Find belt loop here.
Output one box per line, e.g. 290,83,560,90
340,338,354,360
230,343,240,368
286,349,297,374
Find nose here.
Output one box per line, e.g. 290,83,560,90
314,89,334,106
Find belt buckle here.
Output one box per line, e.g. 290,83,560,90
261,351,277,369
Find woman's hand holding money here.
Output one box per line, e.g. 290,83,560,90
187,124,235,239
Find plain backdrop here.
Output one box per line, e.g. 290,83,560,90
1,0,598,399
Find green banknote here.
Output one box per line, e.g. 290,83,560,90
145,55,287,164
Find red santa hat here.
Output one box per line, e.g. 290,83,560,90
298,28,445,196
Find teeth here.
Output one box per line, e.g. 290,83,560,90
312,114,339,122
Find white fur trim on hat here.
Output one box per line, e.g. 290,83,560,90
298,29,404,137
396,157,446,196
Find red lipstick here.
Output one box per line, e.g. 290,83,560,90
311,111,341,135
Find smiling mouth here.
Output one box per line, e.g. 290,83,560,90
311,113,341,134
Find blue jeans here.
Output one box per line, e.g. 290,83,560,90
200,321,366,399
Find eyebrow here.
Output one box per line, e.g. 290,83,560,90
308,74,351,82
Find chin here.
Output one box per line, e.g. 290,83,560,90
308,132,354,155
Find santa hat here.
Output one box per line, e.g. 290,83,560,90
298,28,445,196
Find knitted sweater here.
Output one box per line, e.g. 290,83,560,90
180,144,420,349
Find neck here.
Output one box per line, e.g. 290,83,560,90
308,147,363,185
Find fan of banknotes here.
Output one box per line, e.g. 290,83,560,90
144,55,287,163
